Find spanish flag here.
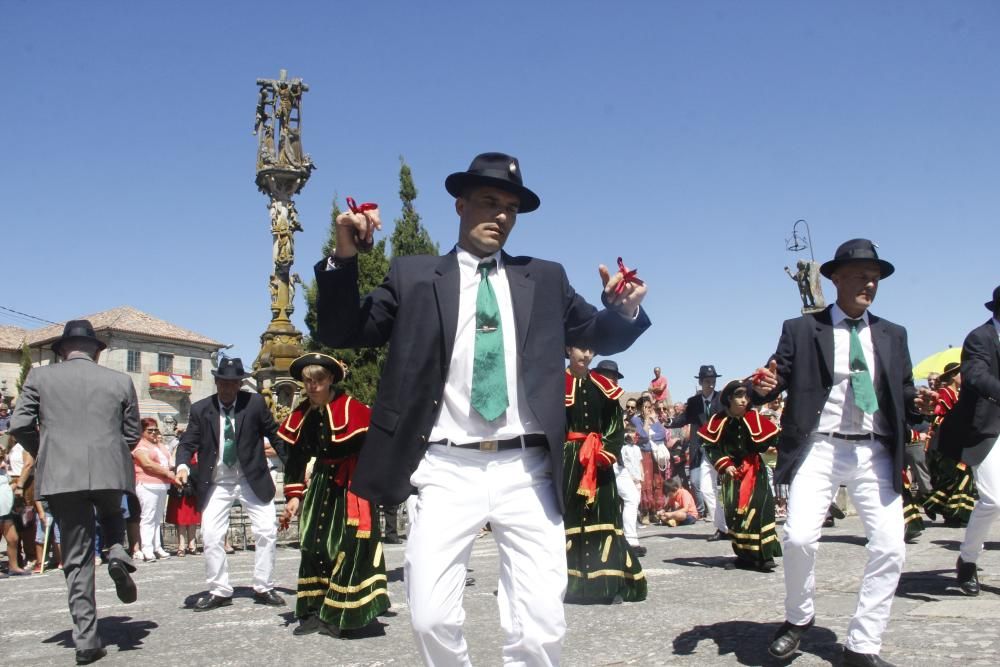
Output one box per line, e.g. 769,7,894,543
149,372,192,392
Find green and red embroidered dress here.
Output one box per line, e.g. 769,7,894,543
923,386,978,523
278,393,390,629
562,369,646,604
699,410,782,566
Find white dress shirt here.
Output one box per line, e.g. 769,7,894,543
428,246,542,444
816,304,889,436
214,398,241,483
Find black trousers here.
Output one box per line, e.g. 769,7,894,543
47,490,127,650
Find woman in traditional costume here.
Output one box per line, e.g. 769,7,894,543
923,363,978,525
279,353,390,637
563,346,646,604
699,379,782,572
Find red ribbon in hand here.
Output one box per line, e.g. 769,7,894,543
750,369,769,386
346,197,378,215
613,257,644,295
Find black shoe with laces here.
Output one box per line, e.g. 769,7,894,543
768,617,814,659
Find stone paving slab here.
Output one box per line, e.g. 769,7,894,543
1,516,997,666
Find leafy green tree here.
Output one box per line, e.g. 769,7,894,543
390,157,439,258
16,341,32,394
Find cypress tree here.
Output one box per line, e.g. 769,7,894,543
16,341,32,394
390,157,439,258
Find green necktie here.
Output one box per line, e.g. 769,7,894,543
222,406,237,467
470,260,508,422
846,319,879,415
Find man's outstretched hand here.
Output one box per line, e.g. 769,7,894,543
752,360,779,395
334,207,382,258
600,260,647,319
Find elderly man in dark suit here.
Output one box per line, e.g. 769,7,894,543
316,152,650,666
666,364,726,539
939,286,1000,596
754,239,931,667
175,358,284,611
10,321,140,665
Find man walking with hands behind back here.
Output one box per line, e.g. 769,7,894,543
754,239,931,667
11,320,140,665
316,152,650,666
175,357,285,612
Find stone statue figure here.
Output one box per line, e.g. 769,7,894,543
269,274,280,306
270,203,294,267
785,259,826,312
288,272,302,311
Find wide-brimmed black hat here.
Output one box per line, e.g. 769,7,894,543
984,285,1000,313
212,357,251,380
594,359,624,380
695,365,721,380
289,352,347,384
445,152,541,213
819,238,895,279
52,319,107,356
939,361,961,383
720,379,751,407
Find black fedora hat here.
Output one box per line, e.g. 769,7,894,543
984,285,1000,313
819,238,895,279
289,352,347,384
594,359,624,380
212,357,251,380
695,365,721,380
52,319,107,356
445,152,541,213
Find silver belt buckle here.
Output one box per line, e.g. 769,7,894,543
479,439,498,452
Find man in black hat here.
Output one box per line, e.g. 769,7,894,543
665,364,727,539
938,285,1000,596
315,152,650,665
753,239,932,667
175,357,284,611
11,320,140,665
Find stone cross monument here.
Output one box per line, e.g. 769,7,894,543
251,69,316,421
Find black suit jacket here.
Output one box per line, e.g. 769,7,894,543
666,391,720,467
315,250,650,509
176,391,282,512
759,306,917,493
938,320,1000,465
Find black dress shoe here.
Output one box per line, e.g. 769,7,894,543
193,594,233,612
383,535,402,544
842,647,896,666
768,618,814,659
76,647,107,665
253,589,286,606
957,557,980,596
823,517,836,528
293,615,323,636
828,503,847,520
707,530,728,542
632,545,647,557
108,558,137,604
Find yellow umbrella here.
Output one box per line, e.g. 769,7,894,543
913,347,962,380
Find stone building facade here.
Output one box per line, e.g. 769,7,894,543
0,306,226,430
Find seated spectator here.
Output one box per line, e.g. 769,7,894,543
656,477,699,526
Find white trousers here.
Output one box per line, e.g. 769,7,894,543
783,435,904,654
136,483,168,557
697,459,727,532
201,477,277,597
615,465,640,546
405,444,567,667
960,435,1000,563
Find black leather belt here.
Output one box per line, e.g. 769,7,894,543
817,432,878,442
434,434,547,452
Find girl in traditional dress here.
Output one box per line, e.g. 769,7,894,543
279,353,390,637
700,379,782,572
563,347,646,604
923,363,978,525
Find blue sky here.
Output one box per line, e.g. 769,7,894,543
4,1,998,397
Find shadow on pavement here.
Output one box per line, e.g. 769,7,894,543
673,620,840,666
651,532,719,541
817,534,868,547
663,555,733,569
43,616,158,651
896,568,1000,601
180,585,295,609
387,566,404,582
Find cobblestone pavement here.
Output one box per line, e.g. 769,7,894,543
2,516,998,666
